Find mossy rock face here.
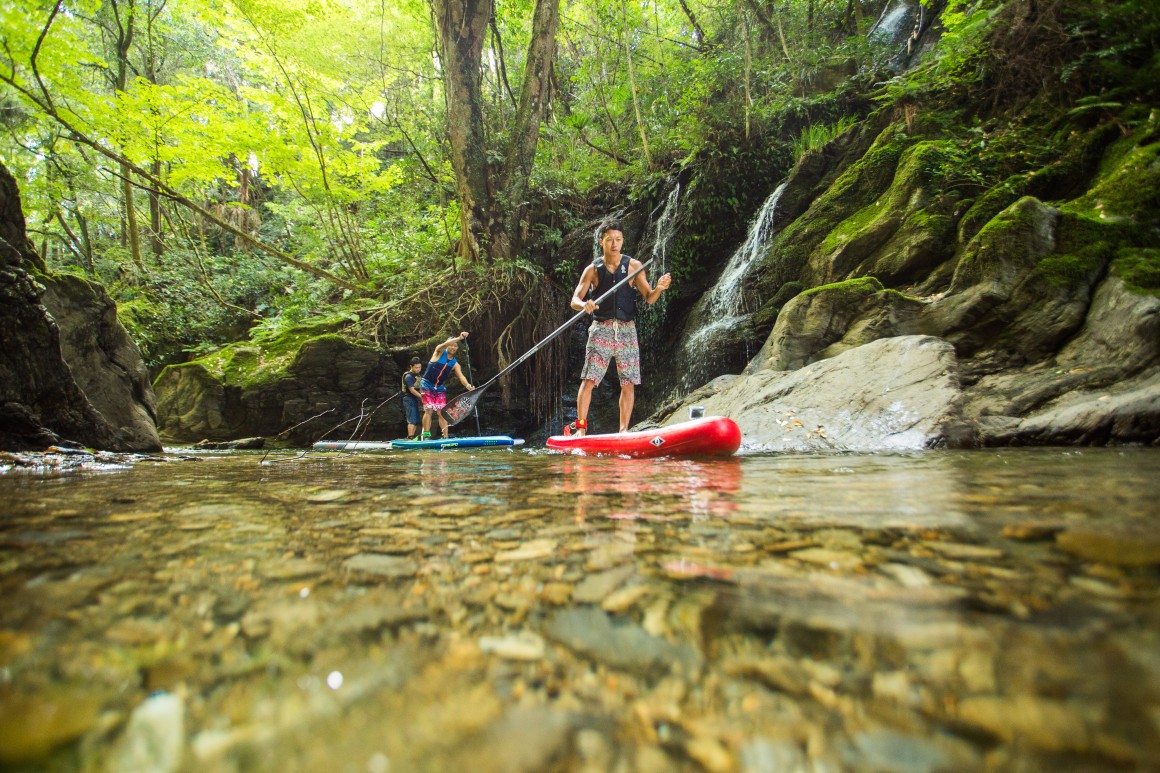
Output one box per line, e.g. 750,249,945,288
808,141,961,287
752,124,913,299
751,277,925,372
749,124,914,339
921,197,1129,375
774,111,894,229
957,174,1029,245
948,196,1060,294
1068,128,1160,229
1114,248,1160,296
154,332,398,443
1023,121,1122,203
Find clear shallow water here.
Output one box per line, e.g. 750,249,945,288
0,447,1158,771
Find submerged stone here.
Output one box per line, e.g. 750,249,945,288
543,607,702,678
0,688,103,763
108,692,185,773
1055,525,1160,566
343,553,419,578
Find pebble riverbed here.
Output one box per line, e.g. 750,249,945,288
1,446,1158,772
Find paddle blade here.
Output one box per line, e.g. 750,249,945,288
443,387,485,427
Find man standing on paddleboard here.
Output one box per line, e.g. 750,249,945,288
420,333,474,439
568,220,671,435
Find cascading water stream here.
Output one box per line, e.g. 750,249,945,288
869,0,913,42
648,182,681,270
675,182,787,390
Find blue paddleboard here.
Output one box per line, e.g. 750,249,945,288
313,436,523,451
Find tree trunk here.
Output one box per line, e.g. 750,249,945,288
432,0,493,263
434,0,561,262
110,0,144,270
499,0,561,256
149,159,163,256
120,167,143,270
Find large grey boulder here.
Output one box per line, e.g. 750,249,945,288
964,276,1160,445
42,274,162,452
0,162,152,451
658,335,972,451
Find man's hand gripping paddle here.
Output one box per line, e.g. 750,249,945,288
442,257,656,427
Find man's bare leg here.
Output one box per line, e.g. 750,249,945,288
619,382,635,433
575,379,596,436
438,412,449,438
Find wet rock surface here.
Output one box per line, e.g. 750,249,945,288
0,447,1158,771
657,335,972,452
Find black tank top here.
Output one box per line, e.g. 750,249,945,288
590,255,636,322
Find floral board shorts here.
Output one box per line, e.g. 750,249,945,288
420,380,447,411
580,319,641,386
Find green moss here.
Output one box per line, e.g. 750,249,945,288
1035,243,1113,287
958,174,1029,243
821,125,911,208
751,280,805,330
819,201,888,254
800,276,885,298
1114,248,1160,296
973,196,1043,243
161,329,355,390
1068,133,1160,227
1034,211,1142,289
753,124,916,299
816,141,954,256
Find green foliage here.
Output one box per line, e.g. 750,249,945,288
792,116,858,161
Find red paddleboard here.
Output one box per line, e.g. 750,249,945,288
546,416,741,458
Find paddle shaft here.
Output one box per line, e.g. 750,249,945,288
483,257,656,390
443,257,657,425
460,341,483,435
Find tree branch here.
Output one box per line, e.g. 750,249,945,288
30,1,63,111
676,0,707,47
489,13,518,109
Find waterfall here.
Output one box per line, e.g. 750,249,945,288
869,0,913,43
702,183,786,319
675,182,787,390
648,182,681,269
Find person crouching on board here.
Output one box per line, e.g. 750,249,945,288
567,220,671,436
420,332,475,440
401,356,424,439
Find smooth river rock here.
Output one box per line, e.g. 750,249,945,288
657,335,972,452
543,607,702,678
1055,524,1160,566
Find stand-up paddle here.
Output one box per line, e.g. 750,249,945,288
443,257,656,426
460,341,483,436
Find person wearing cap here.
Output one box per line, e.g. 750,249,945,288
400,356,424,439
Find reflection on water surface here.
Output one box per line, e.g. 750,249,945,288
1,448,1158,771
